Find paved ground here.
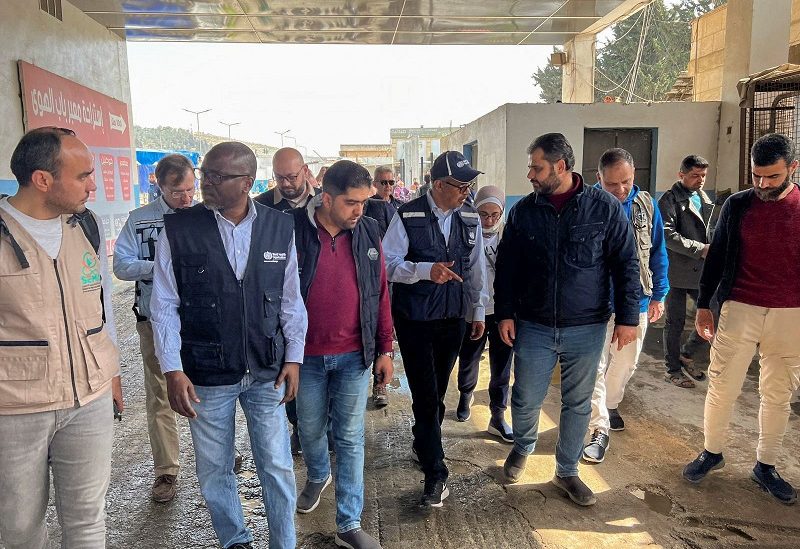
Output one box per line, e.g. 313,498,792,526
13,282,800,548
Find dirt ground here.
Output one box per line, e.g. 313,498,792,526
11,282,800,549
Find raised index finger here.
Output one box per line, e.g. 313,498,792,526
443,267,463,282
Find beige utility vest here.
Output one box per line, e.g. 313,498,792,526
0,210,119,414
631,191,655,297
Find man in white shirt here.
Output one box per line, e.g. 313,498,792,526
113,153,195,502
382,150,488,507
0,127,122,548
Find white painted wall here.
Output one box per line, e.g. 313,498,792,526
446,101,721,201
0,0,135,249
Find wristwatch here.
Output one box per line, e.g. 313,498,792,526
378,351,394,359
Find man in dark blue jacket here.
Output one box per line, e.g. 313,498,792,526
494,133,640,507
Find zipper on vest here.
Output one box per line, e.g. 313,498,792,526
54,260,79,402
238,280,251,374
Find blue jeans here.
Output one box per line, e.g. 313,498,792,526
190,375,296,549
296,351,370,533
511,320,607,477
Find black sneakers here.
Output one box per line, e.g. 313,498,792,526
296,475,332,513
582,430,610,463
751,462,797,505
421,478,449,507
608,408,625,431
290,429,302,456
503,449,528,483
551,475,597,506
456,392,474,422
682,450,725,483
487,415,514,443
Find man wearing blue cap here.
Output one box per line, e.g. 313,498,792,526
383,150,488,507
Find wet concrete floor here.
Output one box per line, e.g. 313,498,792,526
6,283,800,548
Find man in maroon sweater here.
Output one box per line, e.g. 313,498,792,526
291,160,393,548
683,133,800,506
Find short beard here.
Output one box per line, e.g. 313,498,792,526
754,177,792,201
533,173,561,196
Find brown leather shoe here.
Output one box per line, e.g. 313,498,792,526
151,474,178,503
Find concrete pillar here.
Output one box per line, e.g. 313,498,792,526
715,0,791,192
561,33,596,104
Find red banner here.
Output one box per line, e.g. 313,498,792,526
18,61,131,149
118,156,131,201
99,154,116,201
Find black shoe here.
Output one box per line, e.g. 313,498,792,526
682,450,724,483
420,478,449,508
233,449,244,474
551,475,597,506
608,408,625,431
751,462,797,505
503,449,528,484
456,392,474,422
226,544,252,549
290,429,302,456
487,415,513,443
582,430,610,464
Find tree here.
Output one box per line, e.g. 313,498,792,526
532,48,563,103
531,0,727,103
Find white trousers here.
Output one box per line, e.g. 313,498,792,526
589,312,649,434
704,300,800,464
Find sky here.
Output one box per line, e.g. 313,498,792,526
127,42,551,156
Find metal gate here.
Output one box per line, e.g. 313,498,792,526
739,68,800,190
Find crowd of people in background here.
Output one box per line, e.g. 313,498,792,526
0,126,798,549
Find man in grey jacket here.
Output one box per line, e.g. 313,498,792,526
657,155,715,389
113,153,195,501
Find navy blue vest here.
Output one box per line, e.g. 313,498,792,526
292,207,383,366
391,195,479,321
164,203,294,386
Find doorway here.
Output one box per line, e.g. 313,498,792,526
582,128,656,194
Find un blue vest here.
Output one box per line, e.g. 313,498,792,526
164,203,294,386
391,195,479,321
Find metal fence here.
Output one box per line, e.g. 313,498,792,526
740,73,800,189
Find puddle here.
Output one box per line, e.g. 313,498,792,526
630,488,673,515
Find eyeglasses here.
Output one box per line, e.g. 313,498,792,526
273,171,302,184
379,179,395,186
443,179,476,193
195,168,251,186
170,189,195,199
478,211,502,221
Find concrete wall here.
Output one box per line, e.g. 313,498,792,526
0,0,135,248
444,102,721,204
442,105,507,190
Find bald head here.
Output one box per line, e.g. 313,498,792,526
206,141,257,177
272,147,309,200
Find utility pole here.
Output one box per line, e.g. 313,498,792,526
274,129,291,147
219,120,240,139
182,107,211,134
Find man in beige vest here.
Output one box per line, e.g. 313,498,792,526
0,127,123,548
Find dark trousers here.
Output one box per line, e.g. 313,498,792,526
663,288,708,374
394,314,466,482
286,400,298,429
456,314,514,416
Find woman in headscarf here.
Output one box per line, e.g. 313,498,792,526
455,185,514,442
